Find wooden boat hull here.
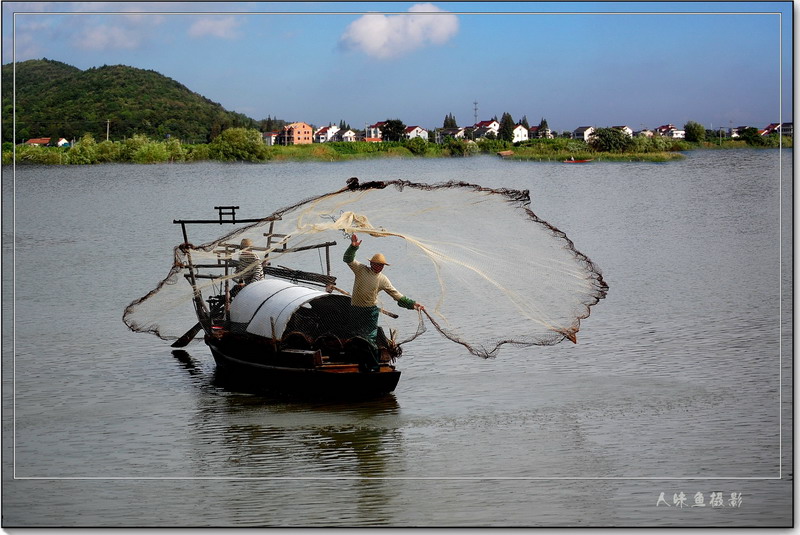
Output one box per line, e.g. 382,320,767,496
562,159,593,163
206,336,401,398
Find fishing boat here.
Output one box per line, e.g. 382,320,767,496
171,206,402,398
562,158,594,163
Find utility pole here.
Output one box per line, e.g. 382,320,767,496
106,119,110,141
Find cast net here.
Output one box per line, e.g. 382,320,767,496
123,179,608,358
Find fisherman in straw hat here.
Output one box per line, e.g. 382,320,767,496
234,238,264,286
344,232,424,344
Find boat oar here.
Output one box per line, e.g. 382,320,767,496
331,286,399,319
171,322,203,347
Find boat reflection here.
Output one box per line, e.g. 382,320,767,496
172,348,403,523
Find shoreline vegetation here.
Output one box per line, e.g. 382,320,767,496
2,127,792,166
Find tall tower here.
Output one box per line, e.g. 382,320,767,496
473,101,479,125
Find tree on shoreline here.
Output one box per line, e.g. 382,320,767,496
588,127,634,152
537,118,549,138
498,112,515,142
684,121,706,142
381,119,407,142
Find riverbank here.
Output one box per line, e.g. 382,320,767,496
2,129,790,165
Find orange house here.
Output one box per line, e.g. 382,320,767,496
277,122,313,145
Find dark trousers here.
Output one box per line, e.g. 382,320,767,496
350,305,380,343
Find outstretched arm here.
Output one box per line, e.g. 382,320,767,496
343,233,360,265
384,282,425,311
397,296,424,311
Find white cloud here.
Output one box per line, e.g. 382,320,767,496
340,3,458,60
75,23,143,50
188,16,242,39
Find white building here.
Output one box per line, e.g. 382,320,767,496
529,126,553,139
573,126,595,141
472,120,500,139
335,129,357,142
314,125,340,143
612,126,634,137
512,124,529,143
365,122,386,141
404,126,429,141
437,127,467,143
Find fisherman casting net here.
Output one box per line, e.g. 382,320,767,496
123,179,608,358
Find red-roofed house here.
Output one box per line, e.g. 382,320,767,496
314,125,340,143
25,137,69,147
404,126,429,140
529,125,554,139
762,122,793,136
654,124,676,136
365,122,386,142
472,119,500,139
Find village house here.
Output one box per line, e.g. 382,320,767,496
654,124,676,136
334,129,357,142
404,126,429,141
25,137,69,147
529,125,553,139
761,122,793,136
612,126,634,137
437,127,467,143
729,126,749,138
472,119,500,140
512,124,529,143
262,132,279,145
313,125,340,143
572,126,595,141
276,122,313,145
365,122,386,142
666,128,685,139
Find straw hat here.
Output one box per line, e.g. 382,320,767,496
240,238,253,248
369,253,390,265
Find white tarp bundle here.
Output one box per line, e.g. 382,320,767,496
230,278,337,339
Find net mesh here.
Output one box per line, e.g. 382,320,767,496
123,178,608,358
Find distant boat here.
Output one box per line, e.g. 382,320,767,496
563,158,593,163
497,150,514,158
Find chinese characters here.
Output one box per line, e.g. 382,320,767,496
657,492,743,509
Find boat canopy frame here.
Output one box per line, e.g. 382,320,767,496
173,205,338,328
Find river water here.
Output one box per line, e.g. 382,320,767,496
1,149,792,528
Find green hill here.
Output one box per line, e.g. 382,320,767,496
2,58,267,144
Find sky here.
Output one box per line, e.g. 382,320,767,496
2,1,793,133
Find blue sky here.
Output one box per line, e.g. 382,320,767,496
2,2,793,133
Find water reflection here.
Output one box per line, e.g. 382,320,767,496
172,347,403,474
171,349,202,375
168,346,405,522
